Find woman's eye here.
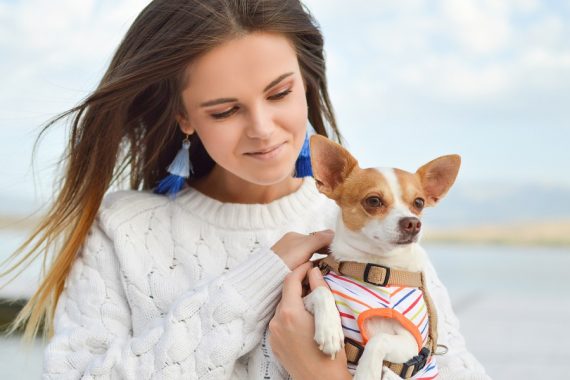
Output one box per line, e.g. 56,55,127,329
211,106,238,119
210,89,291,119
268,89,292,100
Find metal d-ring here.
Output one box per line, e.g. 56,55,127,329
434,344,449,355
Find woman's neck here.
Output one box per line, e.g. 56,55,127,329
188,165,303,204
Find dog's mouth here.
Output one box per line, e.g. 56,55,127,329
394,236,419,245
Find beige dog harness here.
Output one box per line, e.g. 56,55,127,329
317,256,439,379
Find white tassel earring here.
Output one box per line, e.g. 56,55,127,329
154,134,194,196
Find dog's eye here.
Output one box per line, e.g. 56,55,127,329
414,198,425,210
365,196,383,208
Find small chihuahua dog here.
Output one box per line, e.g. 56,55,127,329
303,135,460,380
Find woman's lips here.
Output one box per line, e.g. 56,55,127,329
245,142,285,160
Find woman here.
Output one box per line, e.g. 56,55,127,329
4,0,489,378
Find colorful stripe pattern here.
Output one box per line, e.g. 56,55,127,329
323,270,438,378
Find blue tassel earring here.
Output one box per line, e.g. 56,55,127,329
154,135,194,196
294,132,313,177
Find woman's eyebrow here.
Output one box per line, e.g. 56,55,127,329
199,72,294,108
200,97,238,107
263,72,294,92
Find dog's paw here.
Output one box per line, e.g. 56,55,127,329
314,314,344,359
437,370,491,380
310,287,345,359
381,366,402,380
354,347,393,380
353,362,381,380
353,372,376,380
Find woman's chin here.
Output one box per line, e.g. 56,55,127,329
238,155,299,186
242,169,299,187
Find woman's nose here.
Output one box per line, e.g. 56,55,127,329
245,105,275,140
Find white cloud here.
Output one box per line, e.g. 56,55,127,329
0,0,151,201
0,0,569,205
441,0,511,54
306,0,570,105
303,0,570,184
507,0,539,13
0,0,151,102
401,56,512,101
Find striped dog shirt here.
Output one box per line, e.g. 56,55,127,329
323,270,438,379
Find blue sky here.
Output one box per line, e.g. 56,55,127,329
0,0,569,207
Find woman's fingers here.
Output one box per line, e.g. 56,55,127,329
306,229,334,253
281,261,313,308
271,229,334,270
270,257,351,379
277,230,334,309
308,266,329,291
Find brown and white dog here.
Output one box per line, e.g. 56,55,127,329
303,135,460,380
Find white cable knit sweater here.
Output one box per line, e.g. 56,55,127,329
42,177,489,379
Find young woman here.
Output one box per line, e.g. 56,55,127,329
4,0,489,378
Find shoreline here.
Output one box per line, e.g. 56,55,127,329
423,219,570,246
0,215,42,231
2,215,570,247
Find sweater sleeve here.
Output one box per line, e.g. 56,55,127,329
423,258,491,380
42,219,291,380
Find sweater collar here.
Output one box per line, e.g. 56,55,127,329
175,176,323,230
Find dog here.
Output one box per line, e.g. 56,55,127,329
303,135,460,380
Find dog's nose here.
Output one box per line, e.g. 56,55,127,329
399,217,421,236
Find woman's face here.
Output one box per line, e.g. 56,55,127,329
178,31,309,186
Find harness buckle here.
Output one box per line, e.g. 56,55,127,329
400,347,430,378
317,260,331,276
363,263,391,286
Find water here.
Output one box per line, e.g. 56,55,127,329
1,233,569,379
427,243,570,379
0,335,43,379
0,229,42,299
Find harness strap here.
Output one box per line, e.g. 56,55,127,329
318,255,423,288
317,256,440,376
420,272,438,354
345,337,433,379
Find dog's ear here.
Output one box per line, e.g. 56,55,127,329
310,135,359,199
415,154,461,207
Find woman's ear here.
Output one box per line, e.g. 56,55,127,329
176,114,195,135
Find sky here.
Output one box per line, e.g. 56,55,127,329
0,0,569,208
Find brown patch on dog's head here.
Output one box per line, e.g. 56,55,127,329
310,135,396,232
393,169,427,217
338,168,396,231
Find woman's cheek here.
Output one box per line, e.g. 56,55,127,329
200,124,242,164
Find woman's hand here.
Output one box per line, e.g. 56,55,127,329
269,262,352,380
271,230,333,270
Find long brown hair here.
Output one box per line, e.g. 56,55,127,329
1,0,343,341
